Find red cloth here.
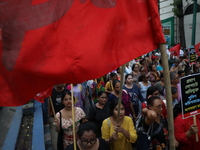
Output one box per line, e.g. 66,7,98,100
0,0,165,106
174,114,200,150
169,44,181,56
33,86,53,103
195,42,200,56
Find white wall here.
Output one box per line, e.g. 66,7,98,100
184,14,200,47
160,0,174,20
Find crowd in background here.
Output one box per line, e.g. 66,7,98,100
44,48,200,150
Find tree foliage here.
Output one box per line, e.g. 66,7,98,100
171,0,184,17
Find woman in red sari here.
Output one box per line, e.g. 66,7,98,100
174,112,200,150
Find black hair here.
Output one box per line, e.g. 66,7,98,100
97,91,107,97
61,90,71,101
77,121,97,138
113,79,120,88
173,101,182,119
138,73,147,82
171,87,177,95
125,74,133,80
61,90,76,102
132,63,139,71
159,59,162,65
109,99,124,116
148,63,155,71
140,58,145,64
160,73,163,78
124,74,133,84
146,86,158,99
116,67,121,73
110,72,117,78
147,96,161,106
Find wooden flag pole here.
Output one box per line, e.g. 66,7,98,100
49,96,55,117
193,115,199,142
160,44,175,150
71,84,77,150
117,64,126,124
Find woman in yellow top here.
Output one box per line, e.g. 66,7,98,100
101,99,137,150
105,72,118,94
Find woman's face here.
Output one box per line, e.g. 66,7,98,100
133,65,139,71
125,75,133,84
111,75,118,81
113,104,125,120
149,99,163,115
114,82,120,93
152,65,156,71
80,130,97,149
144,74,149,81
62,94,72,107
98,93,108,105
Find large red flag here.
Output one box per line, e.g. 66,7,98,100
169,44,181,56
195,42,200,56
0,0,165,106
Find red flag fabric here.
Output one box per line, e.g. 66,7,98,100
33,86,53,103
0,0,165,106
195,42,200,56
169,44,181,56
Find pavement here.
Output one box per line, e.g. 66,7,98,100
0,107,16,150
0,106,58,150
49,117,58,150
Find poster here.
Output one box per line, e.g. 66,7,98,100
180,73,200,118
189,46,196,65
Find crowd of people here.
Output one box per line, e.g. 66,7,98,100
44,49,200,150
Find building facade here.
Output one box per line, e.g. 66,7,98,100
159,0,200,48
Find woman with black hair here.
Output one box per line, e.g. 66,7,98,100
53,91,86,149
131,63,141,84
105,72,118,95
101,99,137,150
66,121,110,150
123,74,144,117
138,73,151,100
138,96,169,150
154,73,165,96
148,63,160,86
174,103,200,150
88,91,110,137
108,79,135,119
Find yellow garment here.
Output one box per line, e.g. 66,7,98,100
101,116,137,150
105,81,113,91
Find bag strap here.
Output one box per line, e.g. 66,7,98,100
151,117,163,137
140,115,163,139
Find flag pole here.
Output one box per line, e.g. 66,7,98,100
49,96,55,117
71,84,77,150
193,115,199,142
117,64,125,124
160,43,175,150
